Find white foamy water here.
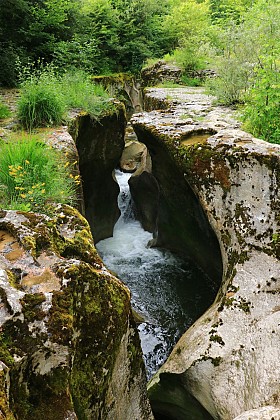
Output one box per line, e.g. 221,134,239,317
96,170,214,378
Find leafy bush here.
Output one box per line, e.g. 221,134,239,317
17,68,65,131
243,67,280,144
0,135,77,212
180,75,202,87
206,57,252,105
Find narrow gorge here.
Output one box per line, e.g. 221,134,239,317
0,82,279,420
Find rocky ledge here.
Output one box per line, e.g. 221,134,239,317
131,87,280,419
0,205,153,419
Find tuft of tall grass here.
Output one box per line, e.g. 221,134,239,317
0,99,11,119
0,135,77,213
60,70,114,119
17,69,65,131
17,66,115,130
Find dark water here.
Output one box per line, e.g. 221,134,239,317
96,170,216,379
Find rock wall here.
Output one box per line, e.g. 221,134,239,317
92,74,143,118
69,103,126,244
132,87,280,419
0,105,154,419
0,206,153,419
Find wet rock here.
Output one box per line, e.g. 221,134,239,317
0,206,153,419
132,87,280,419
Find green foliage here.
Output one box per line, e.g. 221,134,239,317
0,135,76,212
243,67,280,144
16,66,115,130
180,75,202,87
0,0,78,86
60,70,114,119
206,56,252,105
17,68,65,130
0,0,173,85
163,0,210,72
0,99,11,119
209,0,250,25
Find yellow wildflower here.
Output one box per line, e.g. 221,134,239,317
41,189,46,194
28,190,33,195
25,160,30,164
64,161,70,168
20,194,26,198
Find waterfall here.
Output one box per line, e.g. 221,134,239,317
96,170,215,379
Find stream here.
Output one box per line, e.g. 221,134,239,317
96,169,216,379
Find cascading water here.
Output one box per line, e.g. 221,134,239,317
96,170,216,379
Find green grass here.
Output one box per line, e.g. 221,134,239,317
17,69,65,131
60,70,114,119
0,99,11,119
17,67,115,131
0,134,77,213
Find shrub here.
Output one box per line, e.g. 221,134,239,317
0,135,77,213
206,57,252,105
17,69,65,131
243,67,280,144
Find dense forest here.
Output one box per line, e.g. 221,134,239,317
0,0,280,143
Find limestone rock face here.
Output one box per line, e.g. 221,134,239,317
120,140,147,173
92,74,143,117
132,87,280,419
125,141,159,233
69,103,126,243
0,206,152,419
141,60,182,88
233,407,280,420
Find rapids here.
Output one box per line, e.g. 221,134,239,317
96,169,216,379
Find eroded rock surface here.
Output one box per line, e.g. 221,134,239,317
69,103,126,243
141,60,182,88
0,206,152,419
131,87,280,419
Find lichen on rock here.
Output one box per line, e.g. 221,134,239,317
132,87,280,419
0,205,152,419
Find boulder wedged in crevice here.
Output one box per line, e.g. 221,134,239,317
69,104,126,243
129,170,159,233
132,87,280,420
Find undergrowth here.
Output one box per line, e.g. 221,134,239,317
0,135,77,213
17,66,114,131
0,99,11,119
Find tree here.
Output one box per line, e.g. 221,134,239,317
162,0,210,72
